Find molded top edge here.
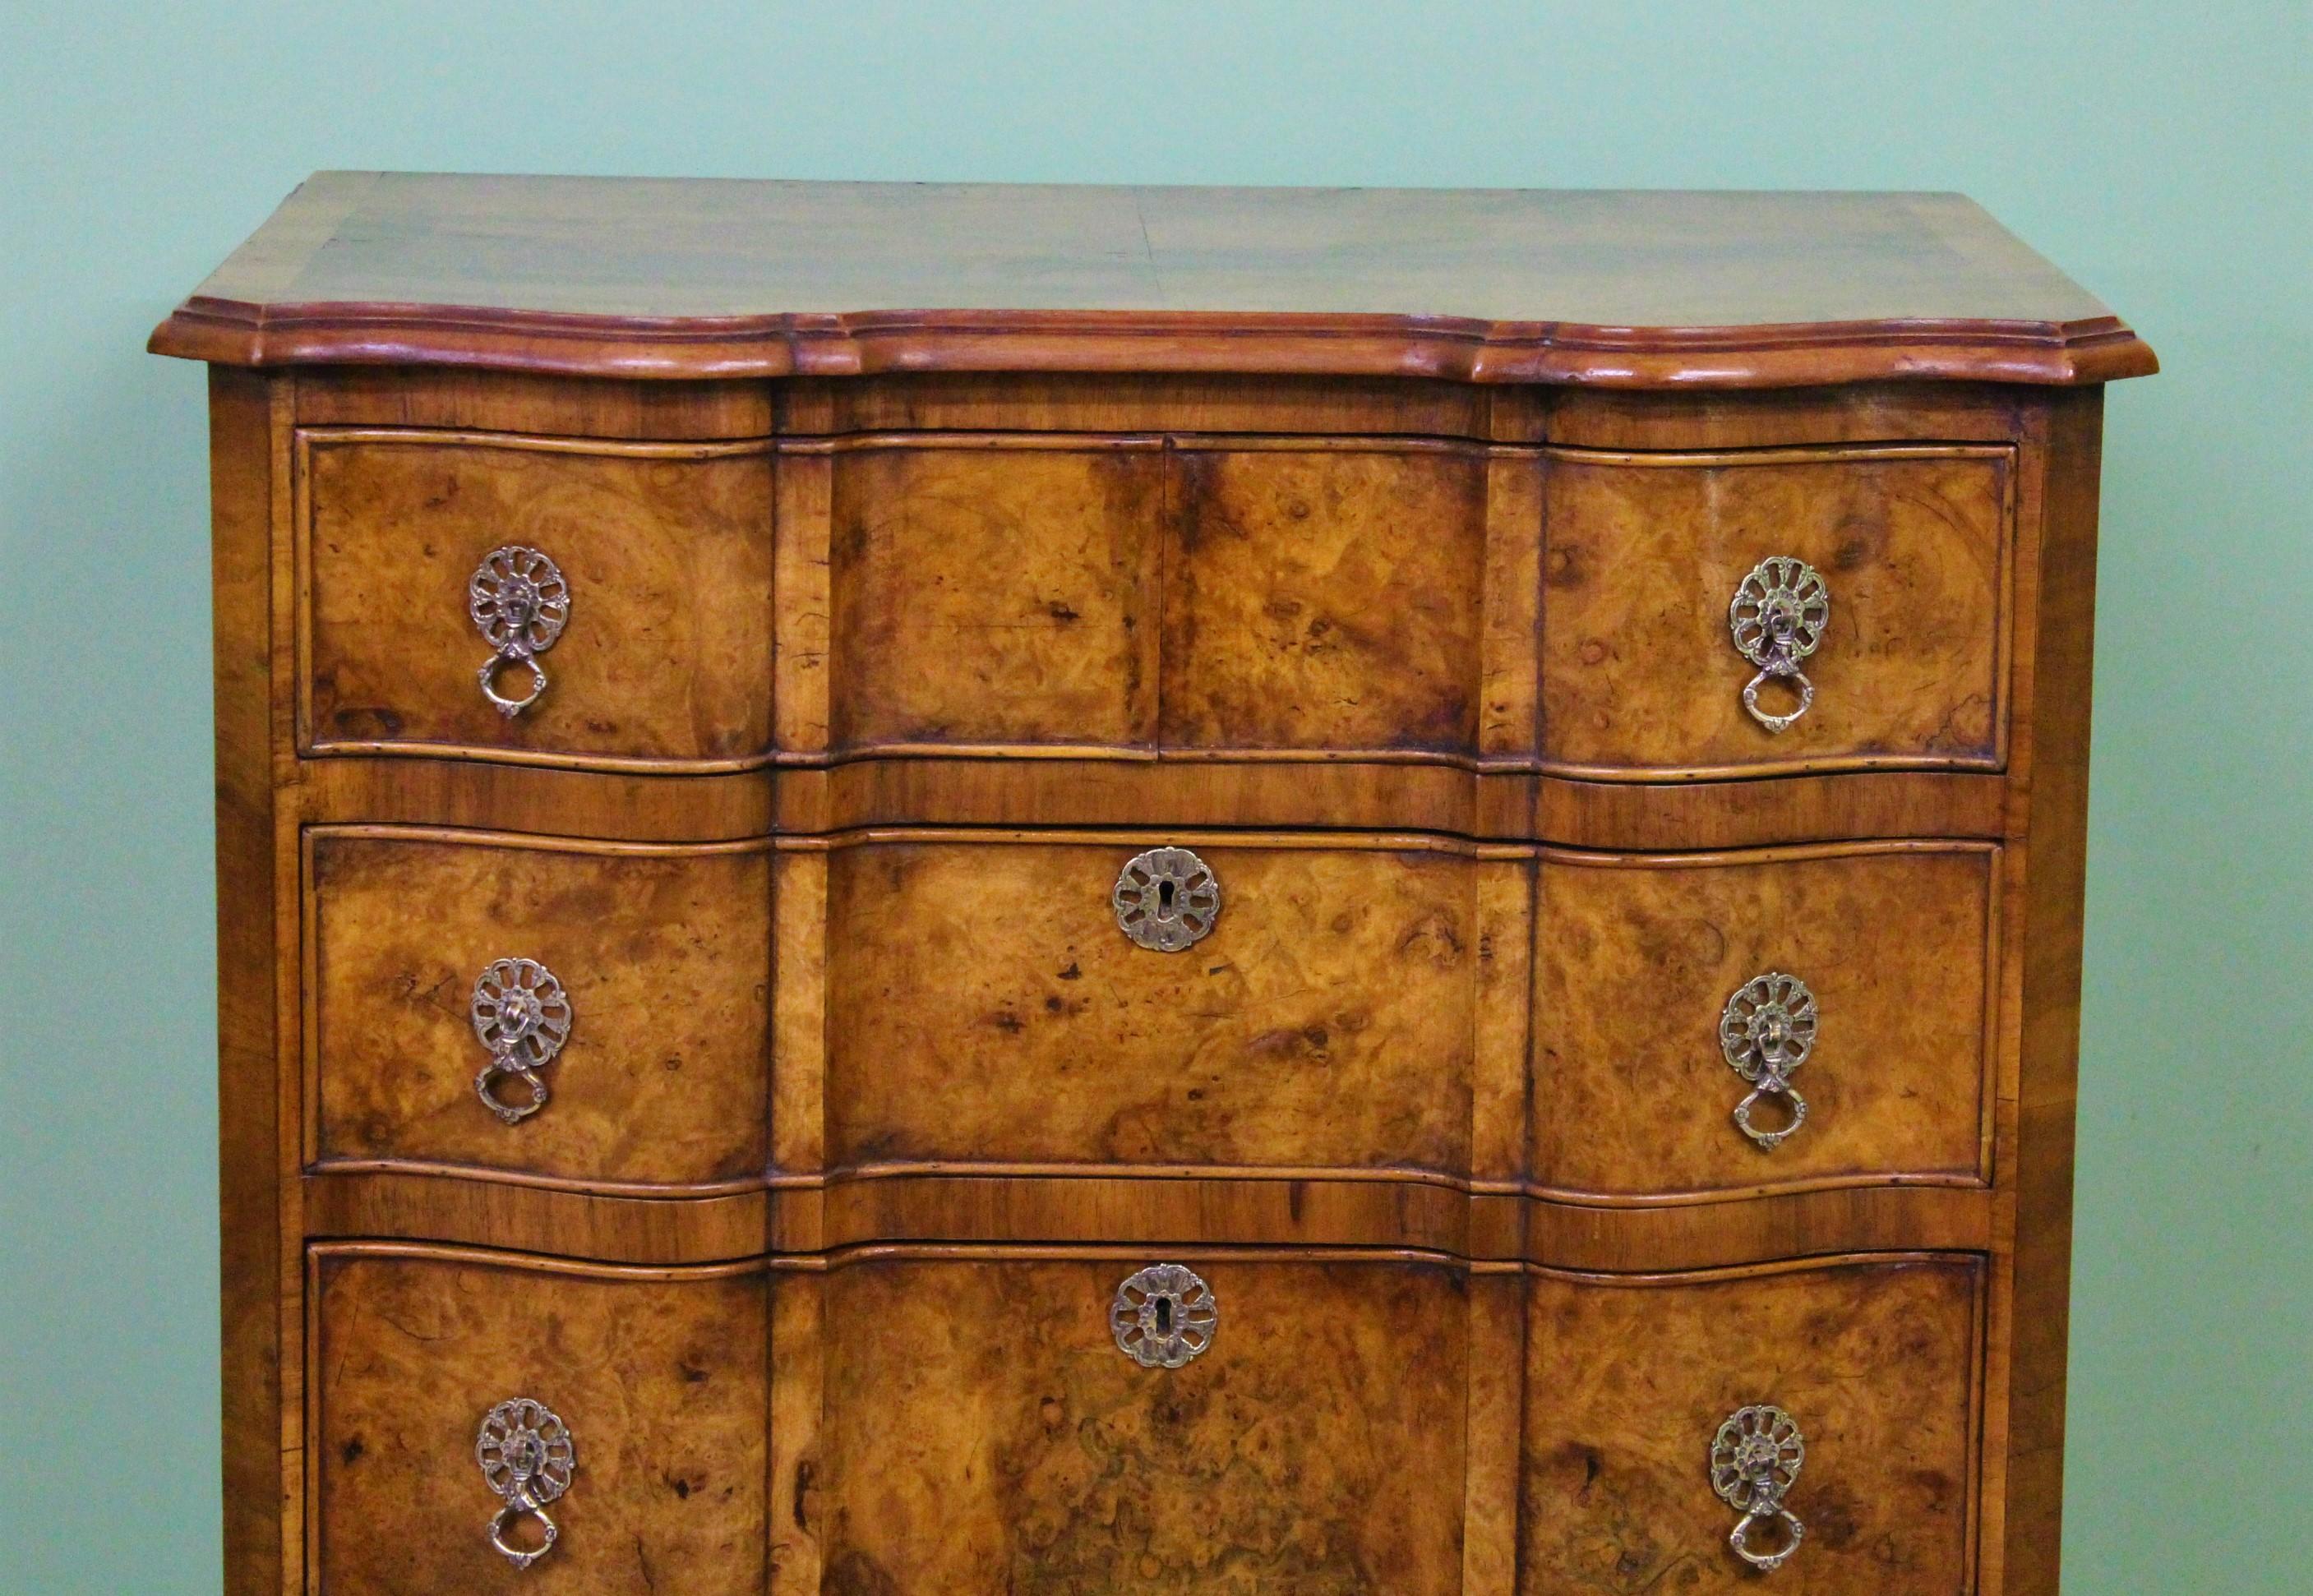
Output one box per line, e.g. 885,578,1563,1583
150,172,2157,387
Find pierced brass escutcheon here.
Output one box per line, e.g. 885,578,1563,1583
1110,1263,1218,1368
1112,847,1221,953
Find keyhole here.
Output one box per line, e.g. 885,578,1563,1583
1158,879,1175,912
1154,1296,1174,1334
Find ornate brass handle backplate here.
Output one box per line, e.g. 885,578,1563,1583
470,957,573,1125
469,545,570,717
1729,556,1828,732
475,1396,576,1570
1720,971,1816,1150
1711,1404,1807,1571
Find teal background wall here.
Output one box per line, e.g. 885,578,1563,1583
3,2,2306,1588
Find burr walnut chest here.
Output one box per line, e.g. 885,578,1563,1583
154,173,2154,1594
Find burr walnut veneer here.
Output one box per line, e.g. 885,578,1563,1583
155,174,2152,1594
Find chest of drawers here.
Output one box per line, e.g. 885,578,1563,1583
155,174,2153,1594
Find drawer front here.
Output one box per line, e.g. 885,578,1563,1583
1535,843,1997,1197
1523,1256,1983,1593
815,833,1529,1175
311,1247,769,1593
814,1253,1469,1592
308,828,772,1188
302,430,775,766
1540,445,2012,776
808,436,1524,759
826,439,1166,750
1161,443,1490,752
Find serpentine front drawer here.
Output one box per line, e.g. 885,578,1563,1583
306,1243,1978,1593
298,428,778,768
311,1245,771,1593
1533,839,2000,1199
1520,1253,1983,1591
293,425,2011,780
305,827,774,1190
302,824,1995,1199
1538,444,2016,779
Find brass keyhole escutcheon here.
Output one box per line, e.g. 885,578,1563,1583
1112,847,1221,953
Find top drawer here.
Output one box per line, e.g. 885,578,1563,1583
1540,444,2015,777
299,429,776,767
295,426,2015,780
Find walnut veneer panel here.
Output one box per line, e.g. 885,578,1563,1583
310,1246,769,1594
1540,445,2014,778
801,437,1530,765
805,1252,1472,1592
1522,1255,1983,1594
1534,842,1998,1199
308,828,773,1189
301,430,775,768
824,440,1165,750
1162,444,1490,752
815,833,1526,1179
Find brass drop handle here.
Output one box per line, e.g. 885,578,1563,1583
1711,1404,1806,1571
1720,972,1815,1150
470,957,573,1125
469,545,570,717
476,1397,576,1570
1729,556,1829,732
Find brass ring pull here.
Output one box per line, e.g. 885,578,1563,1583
470,957,573,1126
1711,1404,1806,1572
476,1397,575,1570
1720,972,1816,1150
1729,556,1828,733
469,545,570,718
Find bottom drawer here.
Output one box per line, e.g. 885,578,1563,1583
306,1247,1981,1593
1523,1256,1983,1593
809,1252,1474,1593
310,1246,769,1594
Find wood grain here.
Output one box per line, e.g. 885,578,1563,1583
800,436,1525,765
1162,443,1492,752
208,367,294,1596
150,174,2156,386
306,827,773,1189
1988,385,2105,1595
817,831,1517,1178
1540,444,2015,778
298,1165,2000,1274
1533,842,1998,1200
300,429,775,768
1521,1254,1983,1594
820,437,1165,750
809,1251,1472,1592
310,1244,770,1594
767,759,2006,846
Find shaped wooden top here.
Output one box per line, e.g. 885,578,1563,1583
151,172,2154,386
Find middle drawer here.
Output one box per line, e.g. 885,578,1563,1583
305,827,1997,1197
